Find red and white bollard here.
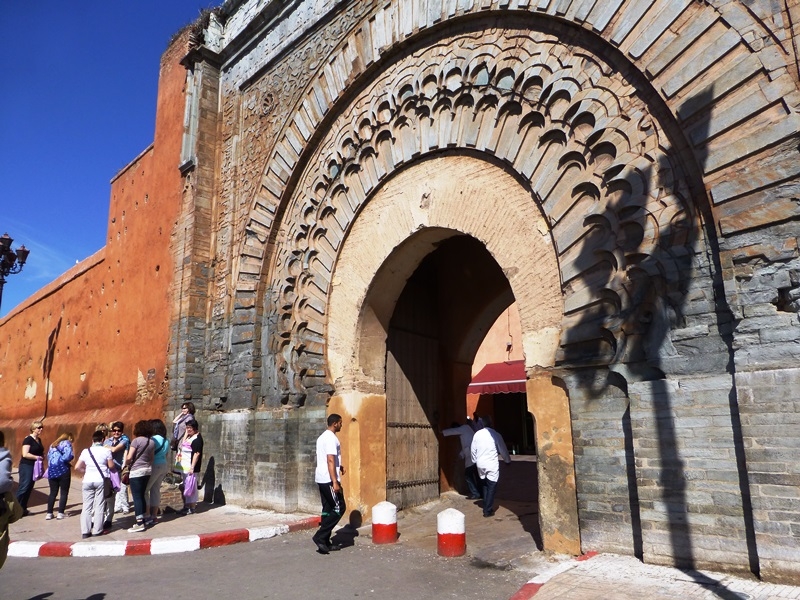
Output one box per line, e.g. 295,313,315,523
437,508,466,557
372,501,398,544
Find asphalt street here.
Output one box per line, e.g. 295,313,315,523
1,527,528,600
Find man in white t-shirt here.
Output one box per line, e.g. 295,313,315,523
312,413,346,554
470,416,511,518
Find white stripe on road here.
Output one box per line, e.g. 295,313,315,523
529,561,577,584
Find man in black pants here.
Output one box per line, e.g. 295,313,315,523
312,413,346,554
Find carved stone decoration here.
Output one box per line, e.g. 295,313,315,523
228,1,377,237
263,25,701,406
260,91,276,117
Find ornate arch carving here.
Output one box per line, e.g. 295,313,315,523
258,25,700,406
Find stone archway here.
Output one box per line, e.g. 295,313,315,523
181,0,800,576
256,18,713,561
325,153,574,551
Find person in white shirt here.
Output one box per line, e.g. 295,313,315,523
443,419,481,499
74,430,116,538
312,413,346,554
470,416,511,517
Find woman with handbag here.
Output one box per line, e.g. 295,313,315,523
104,421,130,519
171,402,195,451
125,420,155,533
74,430,115,538
45,432,74,520
175,419,203,515
16,420,45,517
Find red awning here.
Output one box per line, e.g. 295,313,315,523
467,360,526,395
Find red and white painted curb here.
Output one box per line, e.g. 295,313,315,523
8,516,321,558
508,552,597,600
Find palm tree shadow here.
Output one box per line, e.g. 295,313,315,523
557,79,758,587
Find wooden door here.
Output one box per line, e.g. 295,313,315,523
385,266,442,509
386,328,441,508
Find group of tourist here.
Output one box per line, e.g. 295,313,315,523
0,401,203,541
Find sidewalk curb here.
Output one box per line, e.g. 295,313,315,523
8,516,321,558
508,551,598,600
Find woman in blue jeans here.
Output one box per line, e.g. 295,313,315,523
124,420,155,533
16,421,45,516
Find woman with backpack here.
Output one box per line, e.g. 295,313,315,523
45,432,74,520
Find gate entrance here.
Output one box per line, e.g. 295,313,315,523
325,154,577,553
384,236,513,509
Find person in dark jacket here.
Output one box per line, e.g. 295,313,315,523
16,420,45,516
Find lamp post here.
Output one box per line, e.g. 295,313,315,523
0,232,30,313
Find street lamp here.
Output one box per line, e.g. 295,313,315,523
0,232,31,313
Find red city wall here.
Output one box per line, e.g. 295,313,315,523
0,31,191,459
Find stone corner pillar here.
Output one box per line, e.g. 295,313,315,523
527,373,581,555
328,392,387,520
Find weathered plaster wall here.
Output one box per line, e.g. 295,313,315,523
0,31,192,457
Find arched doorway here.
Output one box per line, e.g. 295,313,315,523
325,153,578,552
385,235,514,509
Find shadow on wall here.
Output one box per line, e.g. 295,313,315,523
201,456,225,505
560,82,758,581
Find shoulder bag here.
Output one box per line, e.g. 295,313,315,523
87,447,115,500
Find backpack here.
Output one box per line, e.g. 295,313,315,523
47,446,64,470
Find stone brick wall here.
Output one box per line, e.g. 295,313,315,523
629,377,751,572
196,407,325,512
736,367,800,583
568,372,636,556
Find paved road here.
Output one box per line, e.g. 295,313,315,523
1,527,528,600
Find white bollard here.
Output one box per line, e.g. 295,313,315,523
437,508,466,557
372,501,398,544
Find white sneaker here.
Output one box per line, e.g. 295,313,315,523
56,513,65,520
127,522,146,533
45,513,54,520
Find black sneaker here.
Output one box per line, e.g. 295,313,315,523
313,539,330,554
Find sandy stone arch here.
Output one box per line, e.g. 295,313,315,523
326,154,562,393
322,153,582,551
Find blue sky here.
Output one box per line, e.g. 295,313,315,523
0,1,217,317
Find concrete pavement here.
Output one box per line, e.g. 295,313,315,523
7,470,800,600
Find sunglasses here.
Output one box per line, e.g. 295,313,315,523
112,429,122,433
